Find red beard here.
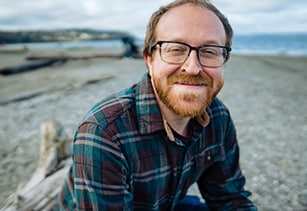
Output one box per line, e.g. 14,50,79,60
152,73,223,118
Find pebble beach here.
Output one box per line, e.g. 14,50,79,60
0,47,306,210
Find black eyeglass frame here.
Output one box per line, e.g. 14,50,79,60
151,41,232,68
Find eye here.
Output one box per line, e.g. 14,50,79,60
164,44,188,55
199,47,220,57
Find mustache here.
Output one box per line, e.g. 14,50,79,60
167,74,212,86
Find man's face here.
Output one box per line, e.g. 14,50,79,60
145,4,227,118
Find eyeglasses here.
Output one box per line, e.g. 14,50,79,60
151,41,231,68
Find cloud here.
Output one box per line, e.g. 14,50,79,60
213,0,290,13
212,0,307,34
0,0,306,36
83,0,101,16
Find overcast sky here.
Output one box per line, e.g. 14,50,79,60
0,0,306,38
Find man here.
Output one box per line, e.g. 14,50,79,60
57,0,257,210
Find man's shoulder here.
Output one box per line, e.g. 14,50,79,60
81,86,137,128
208,97,230,115
206,97,233,126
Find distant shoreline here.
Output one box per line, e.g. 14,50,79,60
0,29,138,44
2,32,307,57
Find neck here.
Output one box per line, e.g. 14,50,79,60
150,76,192,137
158,100,191,137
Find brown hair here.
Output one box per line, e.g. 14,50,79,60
143,0,233,60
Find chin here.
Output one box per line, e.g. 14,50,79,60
166,93,211,118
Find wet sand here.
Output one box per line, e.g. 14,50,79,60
0,47,306,210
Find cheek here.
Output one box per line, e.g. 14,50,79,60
212,68,225,93
150,61,178,79
146,51,180,78
145,54,156,77
217,68,225,83
205,67,224,82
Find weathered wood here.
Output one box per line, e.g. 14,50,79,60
26,53,124,60
25,48,143,61
0,45,28,53
0,59,67,76
1,119,72,211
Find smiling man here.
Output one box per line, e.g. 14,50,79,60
145,3,229,137
56,0,257,210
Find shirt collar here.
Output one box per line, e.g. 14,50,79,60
135,73,210,141
135,73,165,135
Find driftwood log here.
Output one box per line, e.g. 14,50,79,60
0,52,142,76
0,59,67,76
1,119,72,211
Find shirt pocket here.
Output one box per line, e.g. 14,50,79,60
194,143,226,174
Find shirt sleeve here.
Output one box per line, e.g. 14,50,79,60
73,122,133,210
197,112,257,210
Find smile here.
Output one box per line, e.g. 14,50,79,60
177,82,206,86
168,74,212,88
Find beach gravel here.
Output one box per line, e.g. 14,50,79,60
0,49,306,210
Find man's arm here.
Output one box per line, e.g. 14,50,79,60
198,114,257,210
73,122,132,210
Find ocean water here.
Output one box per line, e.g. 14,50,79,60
232,33,307,56
2,33,307,57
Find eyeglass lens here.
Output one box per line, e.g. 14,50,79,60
160,42,227,67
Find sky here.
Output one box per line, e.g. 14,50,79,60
0,0,306,38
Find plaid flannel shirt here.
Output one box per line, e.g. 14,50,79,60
57,73,256,210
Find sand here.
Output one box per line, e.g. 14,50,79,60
0,47,306,210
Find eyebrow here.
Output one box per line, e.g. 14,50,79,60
202,40,223,45
159,38,223,46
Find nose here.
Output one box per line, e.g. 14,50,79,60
181,50,202,75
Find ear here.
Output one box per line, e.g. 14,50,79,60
144,54,154,76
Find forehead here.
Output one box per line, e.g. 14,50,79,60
156,4,226,45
